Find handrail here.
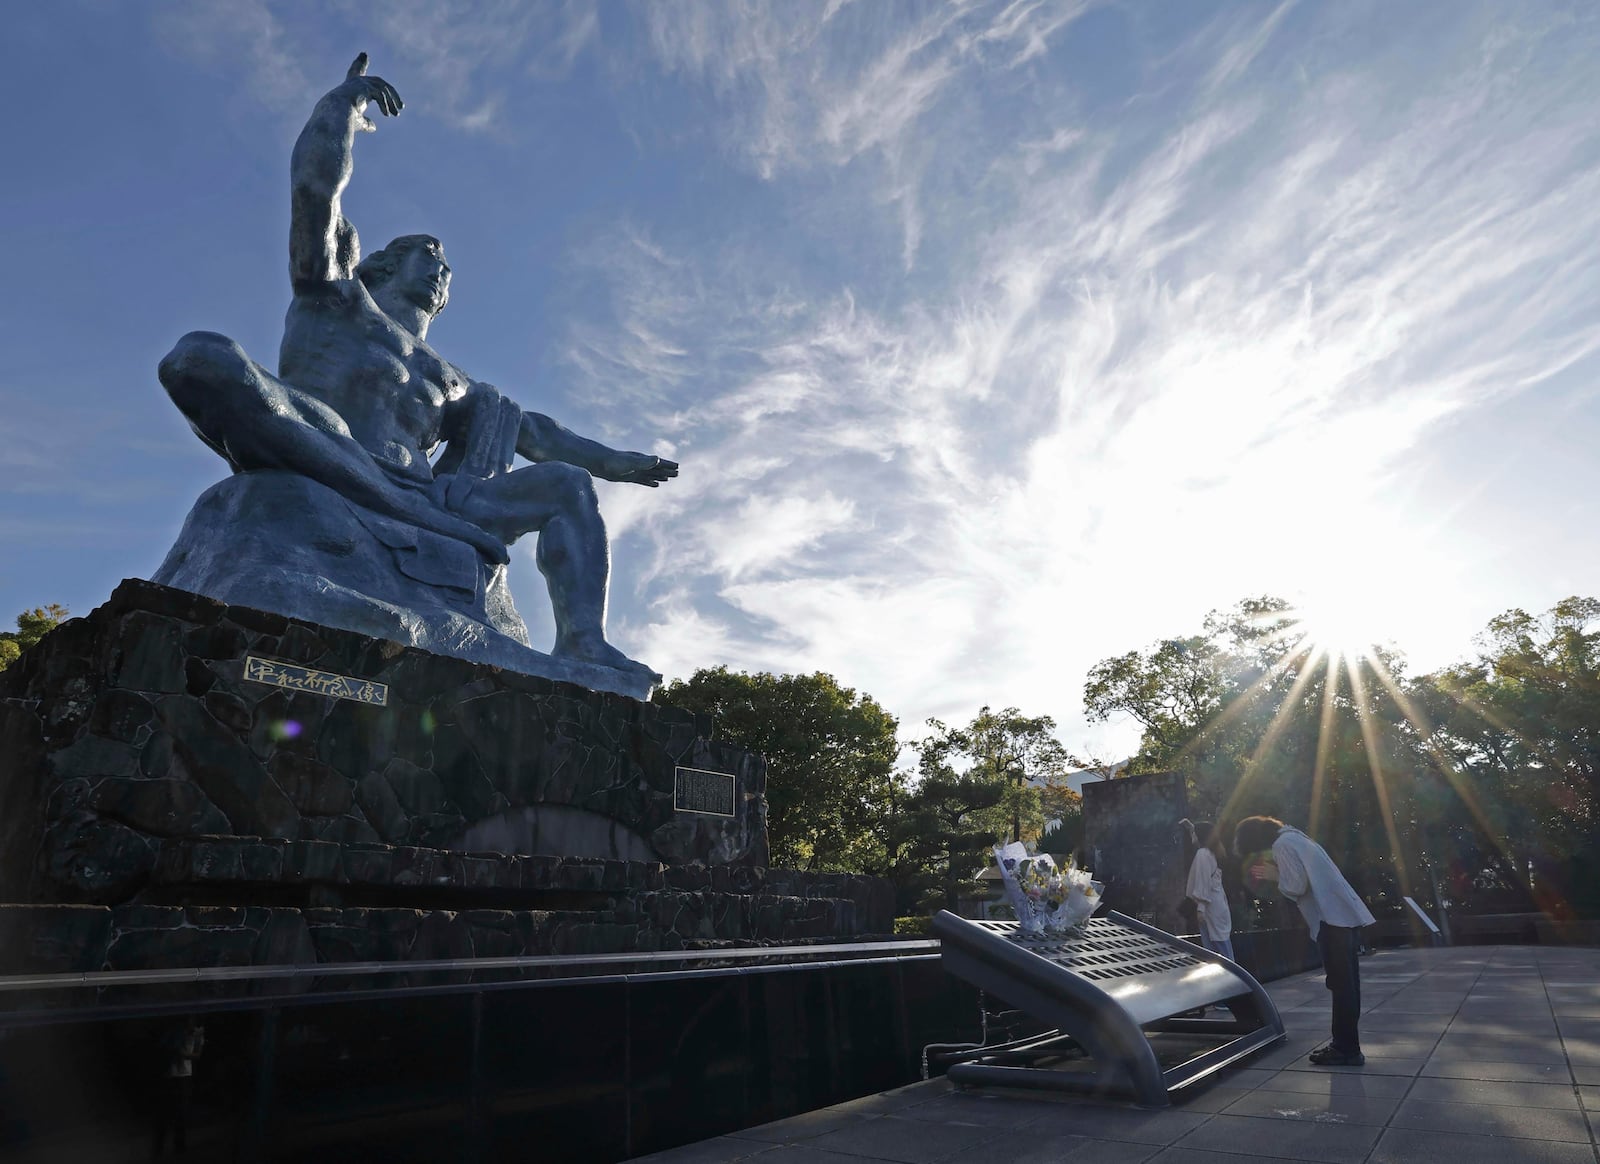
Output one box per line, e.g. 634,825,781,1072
0,938,943,994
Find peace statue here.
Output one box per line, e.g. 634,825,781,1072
152,55,676,698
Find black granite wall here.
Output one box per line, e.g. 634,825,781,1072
0,950,972,1162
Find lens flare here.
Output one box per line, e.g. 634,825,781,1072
1288,591,1390,662
1181,593,1545,921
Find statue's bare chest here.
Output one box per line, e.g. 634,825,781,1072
281,292,465,445
367,318,457,416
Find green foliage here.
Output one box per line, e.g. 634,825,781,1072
893,771,1005,913
1082,593,1600,919
892,916,931,936
916,706,1076,845
657,666,903,872
1087,597,1290,804
0,603,68,670
1083,595,1477,913
1084,635,1227,774
891,706,1076,913
654,674,1082,917
1038,782,1084,856
1409,597,1600,916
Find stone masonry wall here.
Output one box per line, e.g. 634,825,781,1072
0,579,768,907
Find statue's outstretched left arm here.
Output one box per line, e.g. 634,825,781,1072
516,409,678,487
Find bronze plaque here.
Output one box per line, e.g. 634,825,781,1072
674,766,736,817
243,656,389,706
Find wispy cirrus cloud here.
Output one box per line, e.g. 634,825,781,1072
562,224,709,411
701,492,861,582
153,0,597,132
130,1,1600,755
563,1,1600,751
339,0,597,131
628,0,1092,265
1201,0,1297,93
152,0,313,118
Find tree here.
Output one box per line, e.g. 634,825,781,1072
915,706,1075,845
657,667,902,872
1038,783,1085,857
1083,636,1226,774
0,603,68,670
1082,596,1469,914
896,770,1005,913
893,706,1077,914
1084,598,1310,808
1081,593,1600,921
1409,597,1600,915
1429,598,1600,810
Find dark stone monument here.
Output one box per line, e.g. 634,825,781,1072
0,55,896,975
0,581,891,973
1081,771,1188,935
0,54,909,1164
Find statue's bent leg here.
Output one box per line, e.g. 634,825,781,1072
158,332,507,563
456,464,654,676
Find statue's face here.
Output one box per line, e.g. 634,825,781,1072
396,238,452,316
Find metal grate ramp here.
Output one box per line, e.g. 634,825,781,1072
933,909,1286,1106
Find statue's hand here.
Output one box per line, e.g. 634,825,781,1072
605,452,679,487
338,53,403,132
465,525,511,566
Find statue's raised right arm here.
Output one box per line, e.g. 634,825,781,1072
289,54,403,289
159,55,510,564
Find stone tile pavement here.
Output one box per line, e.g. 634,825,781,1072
629,945,1600,1164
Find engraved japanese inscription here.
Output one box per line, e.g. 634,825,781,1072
243,656,389,706
674,767,736,817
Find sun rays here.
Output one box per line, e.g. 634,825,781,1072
1173,598,1549,914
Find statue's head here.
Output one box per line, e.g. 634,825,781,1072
357,234,451,317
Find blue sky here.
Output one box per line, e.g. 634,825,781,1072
4,1,1600,759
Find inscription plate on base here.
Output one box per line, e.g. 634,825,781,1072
674,766,736,817
243,656,389,706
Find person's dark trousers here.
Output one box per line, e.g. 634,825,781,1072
1318,923,1362,1053
150,1076,191,1156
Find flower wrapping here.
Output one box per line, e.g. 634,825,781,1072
992,842,1103,936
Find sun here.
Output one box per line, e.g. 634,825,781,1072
1289,589,1390,661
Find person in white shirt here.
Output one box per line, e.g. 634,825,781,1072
1180,819,1234,961
1235,816,1375,1067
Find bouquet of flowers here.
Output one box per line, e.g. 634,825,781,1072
992,841,1103,936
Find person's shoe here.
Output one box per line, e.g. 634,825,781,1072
1308,1045,1365,1066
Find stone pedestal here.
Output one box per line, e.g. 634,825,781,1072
0,580,891,972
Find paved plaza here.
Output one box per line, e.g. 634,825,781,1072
633,945,1600,1164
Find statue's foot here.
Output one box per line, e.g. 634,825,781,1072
554,631,662,682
